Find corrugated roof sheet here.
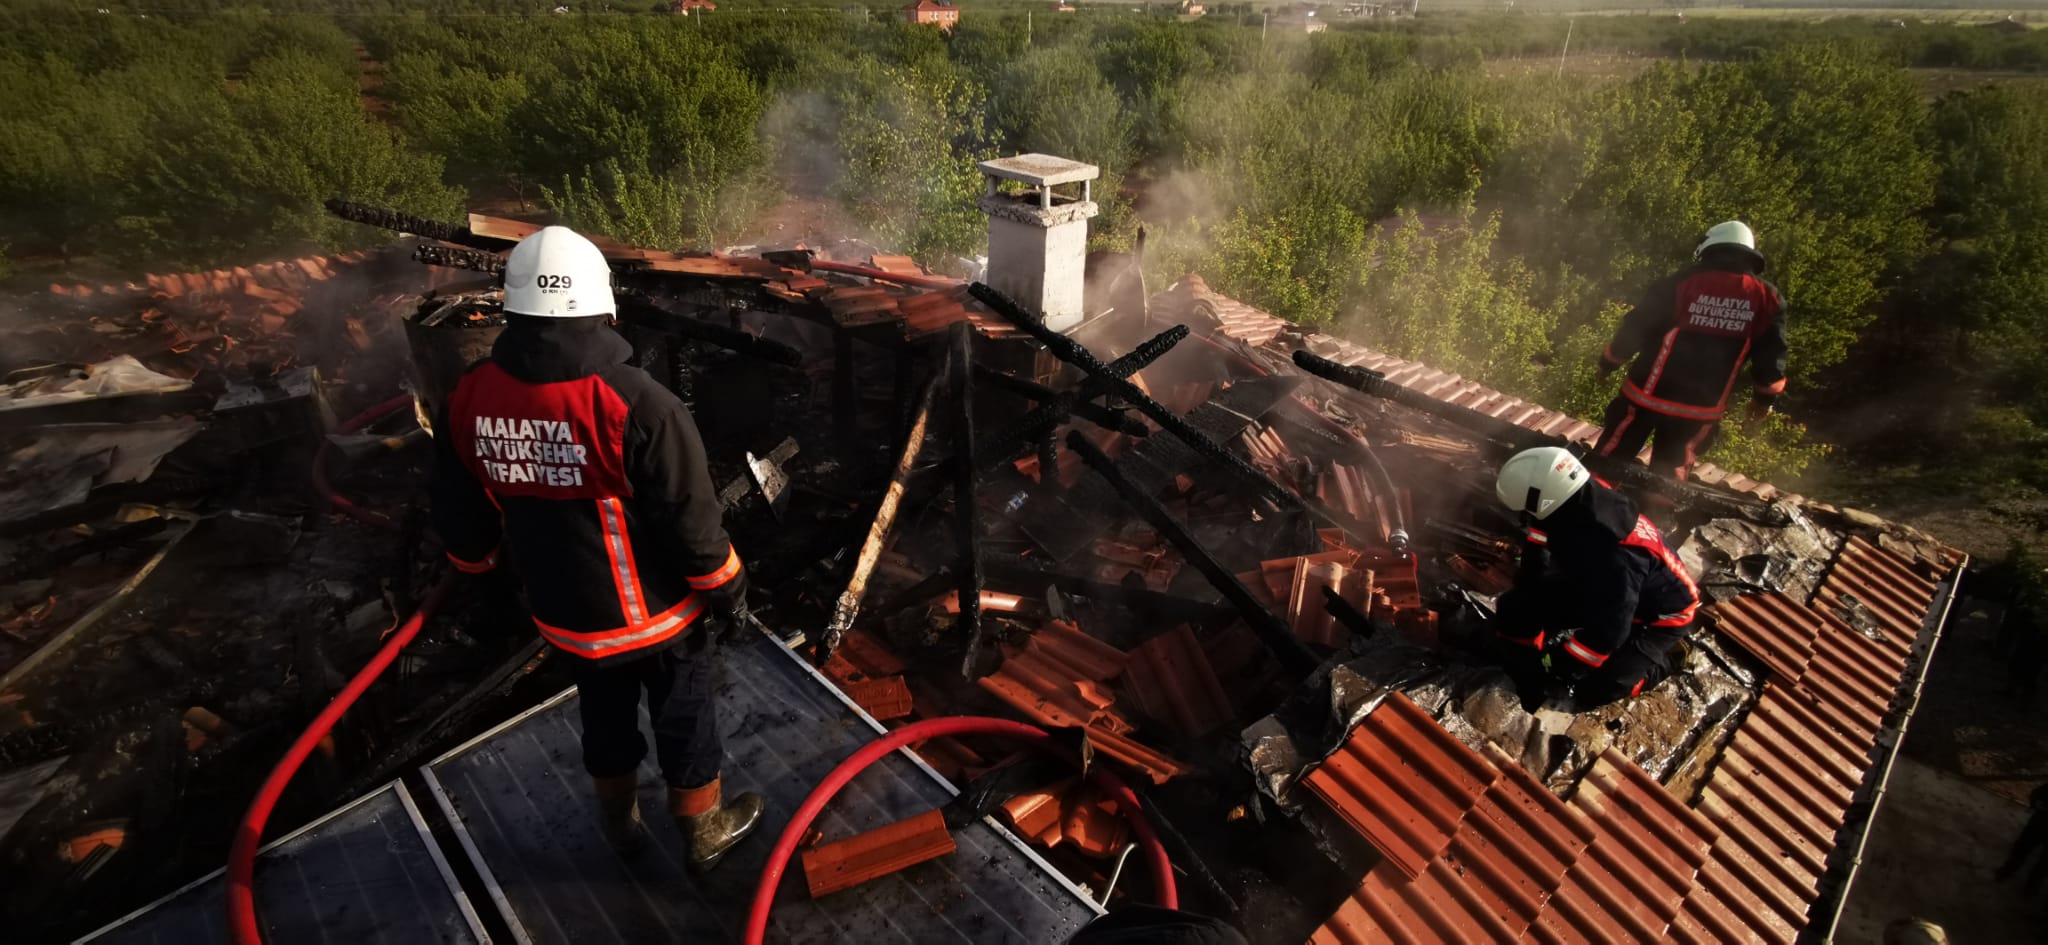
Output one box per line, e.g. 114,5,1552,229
1303,693,1503,879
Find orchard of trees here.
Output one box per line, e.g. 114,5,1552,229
2,0,2046,498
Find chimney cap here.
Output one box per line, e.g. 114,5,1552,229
979,153,1100,188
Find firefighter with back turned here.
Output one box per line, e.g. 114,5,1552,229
1594,221,1789,480
429,225,762,869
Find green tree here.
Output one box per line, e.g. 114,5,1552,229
990,45,1138,241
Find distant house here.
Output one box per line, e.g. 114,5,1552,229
1052,1,1076,10
1273,14,1328,33
672,0,716,13
1180,0,1204,14
902,0,960,29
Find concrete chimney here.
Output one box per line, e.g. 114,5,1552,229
978,153,1099,333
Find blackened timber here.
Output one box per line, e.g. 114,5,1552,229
833,331,857,447
820,374,943,666
412,244,506,275
1037,434,1061,495
974,283,1301,510
973,365,1150,437
1066,431,1318,676
1290,349,1788,526
974,324,1188,470
950,324,991,680
618,297,804,365
326,199,511,250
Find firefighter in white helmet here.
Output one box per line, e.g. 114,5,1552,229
1488,447,1701,708
429,225,763,869
1594,220,1789,480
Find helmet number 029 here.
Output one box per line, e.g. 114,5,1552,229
537,274,573,289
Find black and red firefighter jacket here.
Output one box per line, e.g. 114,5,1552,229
429,318,742,665
1601,262,1790,422
1497,481,1701,673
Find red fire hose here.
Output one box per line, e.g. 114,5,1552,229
311,393,415,529
224,574,455,944
744,716,1178,944
228,393,445,944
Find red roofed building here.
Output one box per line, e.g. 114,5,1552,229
672,0,715,13
902,0,960,29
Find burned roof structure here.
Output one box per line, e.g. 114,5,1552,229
15,178,1961,944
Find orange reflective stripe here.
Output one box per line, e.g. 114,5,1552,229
448,550,498,574
1601,344,1623,366
1622,379,1727,421
597,498,647,623
1525,528,1549,546
1714,339,1753,413
1499,630,1545,650
1757,377,1787,395
688,545,743,590
1565,638,1608,667
535,595,705,658
1643,328,1681,393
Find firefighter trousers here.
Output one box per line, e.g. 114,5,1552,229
1593,396,1720,480
569,630,723,790
1492,581,1689,708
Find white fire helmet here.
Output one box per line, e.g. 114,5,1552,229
1495,447,1590,521
502,226,615,318
1695,220,1767,272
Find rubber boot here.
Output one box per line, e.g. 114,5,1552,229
591,773,649,858
670,777,764,873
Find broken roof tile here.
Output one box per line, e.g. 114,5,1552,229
820,629,907,683
974,642,1191,784
1304,692,1503,879
1121,625,1233,738
1289,560,1369,650
842,675,915,721
800,808,957,898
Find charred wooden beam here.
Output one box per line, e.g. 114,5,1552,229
973,365,1150,437
820,373,943,666
616,297,804,367
1290,350,1788,526
1066,430,1318,676
327,199,511,250
973,283,1302,510
950,324,993,680
411,243,505,275
972,323,1187,470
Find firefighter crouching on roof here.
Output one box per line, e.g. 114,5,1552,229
1594,221,1789,481
429,226,764,869
1488,447,1702,710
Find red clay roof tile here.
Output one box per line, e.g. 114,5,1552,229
1304,693,1503,880
800,808,957,898
1708,593,1822,684
842,675,915,721
1023,620,1128,684
1121,625,1233,738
